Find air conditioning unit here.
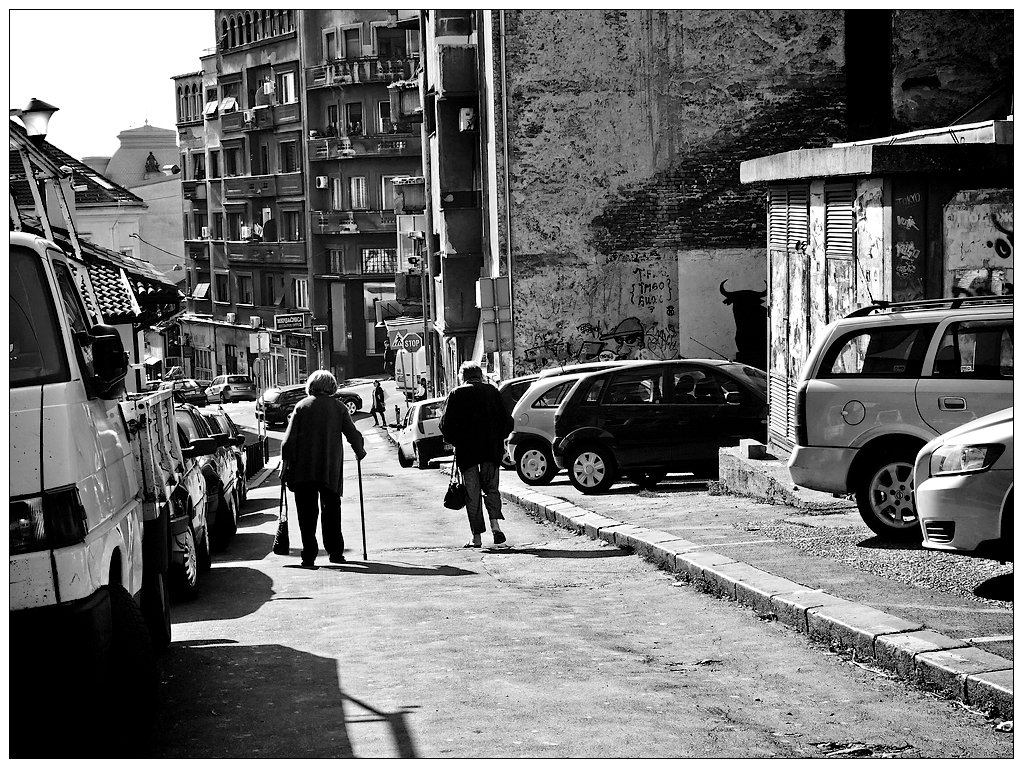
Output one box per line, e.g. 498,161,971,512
243,109,255,123
240,225,251,239
226,312,237,324
200,226,210,238
315,176,329,189
459,107,476,132
250,316,262,328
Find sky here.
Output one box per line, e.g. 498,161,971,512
9,9,215,161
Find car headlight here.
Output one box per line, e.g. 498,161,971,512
929,443,1005,476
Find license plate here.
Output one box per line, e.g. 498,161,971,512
443,442,453,450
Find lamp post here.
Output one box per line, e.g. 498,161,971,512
11,98,59,143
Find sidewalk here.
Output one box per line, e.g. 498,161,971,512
376,426,1012,720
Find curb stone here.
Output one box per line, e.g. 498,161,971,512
499,484,1013,720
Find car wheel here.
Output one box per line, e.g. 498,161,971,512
170,522,200,601
567,444,616,494
342,397,358,415
397,446,413,468
515,441,558,485
100,584,157,751
500,436,515,470
237,462,248,505
211,486,238,551
415,446,431,470
627,469,667,489
855,453,922,542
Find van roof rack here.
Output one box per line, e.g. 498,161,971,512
844,294,1013,318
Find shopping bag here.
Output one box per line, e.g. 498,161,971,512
443,458,466,510
272,469,290,555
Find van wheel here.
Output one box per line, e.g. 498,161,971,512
516,442,558,485
567,444,616,494
397,446,413,468
140,571,172,654
171,522,200,601
855,453,922,541
102,585,157,753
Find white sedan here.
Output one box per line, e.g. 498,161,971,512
914,407,1013,561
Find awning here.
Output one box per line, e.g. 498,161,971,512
192,282,210,299
220,96,238,113
204,100,220,116
144,355,161,365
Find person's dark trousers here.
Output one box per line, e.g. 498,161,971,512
293,482,345,563
462,462,504,535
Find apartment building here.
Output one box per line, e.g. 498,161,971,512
173,10,422,387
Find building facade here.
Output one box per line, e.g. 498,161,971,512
173,10,422,388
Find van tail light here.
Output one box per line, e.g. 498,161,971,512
10,486,88,555
794,382,808,446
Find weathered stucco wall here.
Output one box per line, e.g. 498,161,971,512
502,9,847,372
890,10,1014,132
944,188,1014,297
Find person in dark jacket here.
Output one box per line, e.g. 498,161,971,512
370,380,387,426
281,370,367,568
439,360,514,548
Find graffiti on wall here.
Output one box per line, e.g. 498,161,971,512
719,279,768,371
944,196,1014,298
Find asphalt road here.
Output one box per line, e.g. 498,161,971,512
148,393,1012,758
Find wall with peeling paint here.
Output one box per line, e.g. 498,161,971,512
944,189,1014,296
500,9,848,373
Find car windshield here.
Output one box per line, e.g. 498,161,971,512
717,363,767,396
228,376,251,384
419,402,444,421
262,389,281,402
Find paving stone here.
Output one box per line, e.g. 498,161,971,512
699,561,775,601
729,572,812,616
874,630,970,679
675,550,737,590
771,590,850,633
597,524,648,547
580,513,619,539
966,669,1013,719
916,647,1014,702
807,602,924,658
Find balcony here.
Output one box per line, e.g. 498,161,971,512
307,134,421,162
305,57,418,89
222,110,245,133
226,240,306,266
186,243,210,261
225,174,277,199
182,180,206,201
277,172,303,197
311,210,397,235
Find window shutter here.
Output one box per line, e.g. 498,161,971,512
825,185,855,257
768,185,809,251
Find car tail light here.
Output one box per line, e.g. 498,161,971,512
10,487,88,555
794,382,808,446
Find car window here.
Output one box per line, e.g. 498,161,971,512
581,377,607,403
603,369,662,405
531,381,572,409
175,412,203,442
228,375,250,384
667,365,738,404
420,402,443,421
820,324,935,378
204,415,226,434
931,320,1013,379
403,408,413,428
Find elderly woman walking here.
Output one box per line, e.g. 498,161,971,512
281,370,367,568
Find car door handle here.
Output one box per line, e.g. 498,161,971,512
939,396,967,411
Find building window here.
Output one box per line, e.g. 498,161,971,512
330,177,344,211
193,154,206,180
279,141,298,173
323,29,337,61
209,150,220,179
236,274,253,305
345,103,363,135
327,104,340,136
363,282,395,355
275,70,297,105
282,210,303,241
376,26,407,58
213,213,224,240
294,278,309,309
224,145,242,176
350,176,367,210
193,212,208,239
225,344,238,374
328,249,344,274
194,348,213,380
228,211,244,240
362,248,397,274
381,176,397,211
264,273,280,306
378,101,392,134
343,27,361,60
214,273,231,303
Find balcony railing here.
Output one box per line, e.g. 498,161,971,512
311,210,397,235
225,174,277,199
226,241,306,266
221,103,302,133
307,133,421,162
182,180,206,201
305,57,418,89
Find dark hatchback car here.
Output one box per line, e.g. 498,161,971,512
160,378,209,406
552,359,768,493
256,382,364,427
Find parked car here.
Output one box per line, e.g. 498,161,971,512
396,396,452,470
170,409,218,600
256,382,364,427
915,407,1013,561
552,359,768,493
788,295,1013,541
160,377,208,406
175,403,238,553
205,374,257,403
201,405,249,507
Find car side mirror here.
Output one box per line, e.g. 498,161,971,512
724,391,743,405
210,432,231,447
86,324,129,399
182,436,217,458
234,434,246,446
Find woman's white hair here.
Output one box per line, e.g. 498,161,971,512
306,369,338,397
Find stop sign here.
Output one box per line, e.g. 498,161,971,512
401,333,423,351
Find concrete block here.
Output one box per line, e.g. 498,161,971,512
966,669,1013,719
771,590,850,633
699,561,774,601
739,439,769,459
916,647,1013,702
676,550,737,590
874,630,970,679
806,603,924,658
552,505,590,528
573,513,618,539
598,524,649,547
730,573,812,616
626,529,683,560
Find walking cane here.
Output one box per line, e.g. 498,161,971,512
357,457,367,561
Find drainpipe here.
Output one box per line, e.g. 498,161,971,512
499,10,515,374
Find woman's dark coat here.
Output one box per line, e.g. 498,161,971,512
281,393,366,495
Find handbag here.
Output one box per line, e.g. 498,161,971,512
443,457,466,510
272,467,291,555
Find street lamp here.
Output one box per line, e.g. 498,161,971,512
11,98,59,144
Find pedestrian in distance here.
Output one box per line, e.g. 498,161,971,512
370,380,387,427
439,360,514,549
414,376,428,401
281,370,367,568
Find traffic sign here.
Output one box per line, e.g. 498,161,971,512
313,324,328,332
400,333,423,351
